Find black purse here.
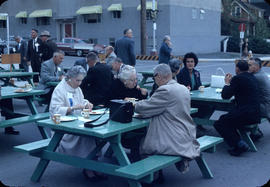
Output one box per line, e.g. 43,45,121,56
84,100,134,128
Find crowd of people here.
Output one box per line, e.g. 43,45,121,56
1,27,270,185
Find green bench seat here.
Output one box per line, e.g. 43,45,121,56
238,118,268,152
115,135,223,181
0,112,50,128
14,138,51,154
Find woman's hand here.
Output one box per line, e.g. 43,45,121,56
85,102,93,111
72,104,85,110
187,86,191,91
225,73,232,85
140,88,148,96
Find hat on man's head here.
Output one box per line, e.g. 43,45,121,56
40,30,50,37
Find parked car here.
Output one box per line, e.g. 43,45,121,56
0,36,17,55
56,37,94,57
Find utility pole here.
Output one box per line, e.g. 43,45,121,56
140,0,146,55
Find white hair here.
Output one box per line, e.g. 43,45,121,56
118,65,136,82
153,64,172,78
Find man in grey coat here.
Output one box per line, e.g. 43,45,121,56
15,36,28,72
115,28,136,66
135,64,200,173
36,50,65,103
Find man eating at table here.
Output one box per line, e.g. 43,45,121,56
135,64,200,176
214,60,260,156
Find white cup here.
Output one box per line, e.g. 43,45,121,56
52,114,61,124
81,109,90,119
199,86,205,92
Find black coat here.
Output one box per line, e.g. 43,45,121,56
158,42,172,64
81,62,114,106
115,36,136,66
27,37,43,63
15,40,27,65
110,79,148,100
177,67,202,90
41,40,57,62
221,72,260,124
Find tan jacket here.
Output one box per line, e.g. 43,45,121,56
135,79,200,159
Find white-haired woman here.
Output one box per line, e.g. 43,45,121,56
110,65,148,100
50,65,105,180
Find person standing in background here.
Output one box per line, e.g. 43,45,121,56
158,35,172,64
27,29,43,83
15,36,28,72
40,30,57,62
115,28,136,66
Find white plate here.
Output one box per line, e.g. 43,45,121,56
216,88,222,93
60,116,77,122
90,110,108,115
14,88,32,93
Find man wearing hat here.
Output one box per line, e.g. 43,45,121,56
40,30,57,62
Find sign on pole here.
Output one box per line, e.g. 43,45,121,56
240,31,245,39
238,23,246,32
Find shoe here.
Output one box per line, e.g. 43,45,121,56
175,159,190,174
82,169,107,182
250,129,263,142
4,127,20,135
228,141,250,156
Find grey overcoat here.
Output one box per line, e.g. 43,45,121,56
135,80,200,159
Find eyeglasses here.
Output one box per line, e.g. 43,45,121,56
153,73,158,77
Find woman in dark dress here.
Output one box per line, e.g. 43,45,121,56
110,65,148,100
177,52,202,91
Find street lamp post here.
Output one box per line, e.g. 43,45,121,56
151,0,157,55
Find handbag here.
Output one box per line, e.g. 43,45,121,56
109,99,134,123
211,67,225,88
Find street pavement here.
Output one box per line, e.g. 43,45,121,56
1,53,270,187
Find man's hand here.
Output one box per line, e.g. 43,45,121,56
225,73,232,85
140,88,148,96
186,86,191,91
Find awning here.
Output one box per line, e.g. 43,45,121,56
0,15,7,20
15,11,27,18
137,1,157,11
107,4,122,11
76,5,102,15
29,9,52,18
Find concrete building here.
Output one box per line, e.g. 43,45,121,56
0,0,221,55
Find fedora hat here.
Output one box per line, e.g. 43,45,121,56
40,30,50,37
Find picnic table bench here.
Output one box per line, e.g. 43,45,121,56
14,108,223,186
0,72,39,86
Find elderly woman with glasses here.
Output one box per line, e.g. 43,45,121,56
110,65,148,100
177,52,202,91
50,66,105,181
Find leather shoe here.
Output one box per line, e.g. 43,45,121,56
228,141,250,156
5,127,20,135
82,169,107,182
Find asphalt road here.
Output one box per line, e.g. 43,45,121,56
1,54,270,187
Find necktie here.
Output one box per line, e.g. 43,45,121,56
33,40,35,50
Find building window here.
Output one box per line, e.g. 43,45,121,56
0,20,6,28
20,18,27,24
258,11,262,18
36,17,50,26
192,9,197,19
112,11,121,19
88,38,98,44
200,9,205,20
109,38,115,47
83,14,101,23
233,6,241,17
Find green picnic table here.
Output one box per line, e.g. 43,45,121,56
14,108,225,186
0,72,39,86
138,71,210,89
0,86,49,138
46,81,59,87
190,87,261,152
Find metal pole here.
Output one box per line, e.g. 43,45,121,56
152,0,157,54
240,39,243,58
6,14,9,55
140,0,146,55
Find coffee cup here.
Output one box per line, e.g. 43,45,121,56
81,109,90,119
25,83,32,90
199,86,205,92
52,114,61,124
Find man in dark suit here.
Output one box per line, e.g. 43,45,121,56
214,60,260,156
80,52,114,106
40,30,57,62
115,28,136,66
15,36,28,72
158,35,172,64
27,29,43,83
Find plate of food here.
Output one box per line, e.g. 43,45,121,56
60,116,77,122
90,110,107,115
14,88,32,93
215,88,222,93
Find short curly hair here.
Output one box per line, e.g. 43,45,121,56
183,52,198,67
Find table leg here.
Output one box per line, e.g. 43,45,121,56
26,97,49,139
109,135,142,187
27,76,34,87
31,132,64,182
